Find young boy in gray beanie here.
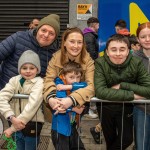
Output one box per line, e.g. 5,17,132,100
0,50,44,150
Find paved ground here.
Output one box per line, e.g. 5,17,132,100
38,116,134,150
0,114,134,150
45,117,102,150
0,115,102,150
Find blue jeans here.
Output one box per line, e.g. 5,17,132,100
13,131,40,150
133,106,150,150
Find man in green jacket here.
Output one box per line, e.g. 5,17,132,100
94,34,150,150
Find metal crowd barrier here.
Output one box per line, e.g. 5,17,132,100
0,94,49,150
91,97,150,150
1,94,149,150
13,94,150,103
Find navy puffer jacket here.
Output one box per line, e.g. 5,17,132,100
0,29,59,89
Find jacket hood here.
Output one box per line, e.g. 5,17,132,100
83,27,95,34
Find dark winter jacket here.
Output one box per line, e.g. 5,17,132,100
83,28,99,60
133,49,150,114
94,53,150,110
0,29,59,89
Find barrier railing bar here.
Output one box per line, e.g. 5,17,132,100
91,97,150,103
13,94,150,104
13,94,29,99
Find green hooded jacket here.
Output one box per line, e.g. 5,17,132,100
94,53,150,110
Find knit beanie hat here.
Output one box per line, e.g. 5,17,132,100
18,50,41,74
36,14,60,38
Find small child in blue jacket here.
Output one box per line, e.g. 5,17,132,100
51,61,86,150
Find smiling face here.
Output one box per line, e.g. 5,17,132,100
20,63,38,80
138,27,150,50
64,32,83,57
106,40,129,65
36,25,56,47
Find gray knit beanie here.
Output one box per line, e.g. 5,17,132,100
36,14,60,38
18,50,41,74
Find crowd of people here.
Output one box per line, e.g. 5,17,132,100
0,13,150,150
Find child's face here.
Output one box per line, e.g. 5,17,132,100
20,63,38,80
131,43,141,51
106,41,129,65
63,72,81,84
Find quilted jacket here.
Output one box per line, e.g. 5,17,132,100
94,53,150,110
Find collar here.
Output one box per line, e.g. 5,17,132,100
104,52,132,69
19,75,39,86
19,77,26,87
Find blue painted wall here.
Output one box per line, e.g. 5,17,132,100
98,0,150,55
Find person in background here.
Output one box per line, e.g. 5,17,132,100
83,17,100,60
43,27,95,126
115,19,130,36
28,18,40,30
0,14,60,90
0,50,44,150
128,34,141,53
51,61,86,150
133,22,150,150
83,17,99,119
94,34,150,150
83,17,100,143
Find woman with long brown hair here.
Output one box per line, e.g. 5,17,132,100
43,27,95,150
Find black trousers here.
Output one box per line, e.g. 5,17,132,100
51,124,85,150
101,106,133,150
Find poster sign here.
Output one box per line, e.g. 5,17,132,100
98,0,150,56
77,4,92,20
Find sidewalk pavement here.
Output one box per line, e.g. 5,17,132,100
38,116,134,150
0,115,102,150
